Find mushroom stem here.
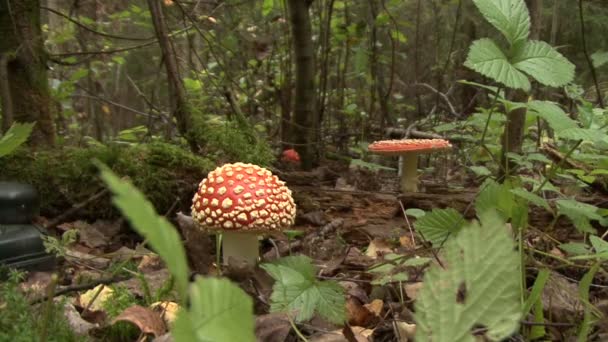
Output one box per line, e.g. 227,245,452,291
400,153,419,192
221,231,259,266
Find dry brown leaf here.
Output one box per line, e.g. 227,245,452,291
309,326,373,342
118,269,173,298
62,301,99,335
112,305,167,337
363,299,383,317
255,313,291,342
395,321,416,342
138,254,165,273
404,282,423,301
66,249,110,269
398,234,416,250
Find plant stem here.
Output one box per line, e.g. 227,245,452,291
535,140,583,194
39,274,59,342
288,315,309,342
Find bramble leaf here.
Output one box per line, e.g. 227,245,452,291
512,40,575,88
472,0,530,45
413,208,465,246
415,211,522,342
262,255,346,324
0,122,35,158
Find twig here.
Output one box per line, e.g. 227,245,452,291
414,83,459,117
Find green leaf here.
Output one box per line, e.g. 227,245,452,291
371,272,408,285
522,269,549,316
591,51,608,68
261,255,346,324
472,0,530,45
413,208,465,246
0,122,35,157
559,127,608,143
464,39,530,91
577,263,601,342
96,162,189,301
512,40,575,88
510,188,552,212
558,242,590,256
262,0,275,16
414,211,522,342
475,179,515,221
527,101,578,133
469,165,492,177
590,235,608,254
172,277,255,342
556,199,604,234
405,208,426,219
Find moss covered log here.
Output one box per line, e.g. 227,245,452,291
0,142,213,220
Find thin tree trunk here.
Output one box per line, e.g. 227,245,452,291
0,0,54,146
147,0,198,151
500,0,542,180
287,0,317,170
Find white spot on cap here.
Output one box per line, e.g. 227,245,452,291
218,186,227,195
255,189,265,197
211,198,219,207
237,213,248,221
234,185,245,194
207,187,214,194
202,198,209,206
206,218,213,224
224,221,233,228
216,176,224,184
222,198,233,209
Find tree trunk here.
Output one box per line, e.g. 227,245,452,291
147,0,198,151
287,0,317,170
0,0,54,146
499,0,542,180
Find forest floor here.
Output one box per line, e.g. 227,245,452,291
10,160,608,341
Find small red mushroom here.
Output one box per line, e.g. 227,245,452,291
191,163,296,266
368,139,452,193
281,148,301,164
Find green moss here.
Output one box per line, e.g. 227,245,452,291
0,141,214,219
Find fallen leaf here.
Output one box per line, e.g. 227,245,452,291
309,326,373,342
541,271,584,322
62,301,99,335
395,321,416,342
399,234,416,250
118,269,173,299
65,220,110,248
78,284,114,312
19,272,54,298
112,305,166,337
66,249,110,269
150,301,180,325
404,282,423,301
255,313,291,342
363,299,383,317
365,239,393,259
346,297,378,327
138,254,165,272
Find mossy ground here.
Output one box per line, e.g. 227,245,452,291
1,141,214,220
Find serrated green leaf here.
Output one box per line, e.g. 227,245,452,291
96,163,189,301
556,199,604,234
472,0,530,45
578,263,601,341
469,165,492,176
172,277,255,342
510,188,552,212
527,100,578,133
464,38,530,91
414,211,522,342
0,122,35,157
475,179,515,221
512,40,575,88
413,208,465,246
262,255,346,324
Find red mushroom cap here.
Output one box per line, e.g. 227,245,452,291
281,149,301,164
368,139,452,155
191,163,296,232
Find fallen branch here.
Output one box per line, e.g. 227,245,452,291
45,188,109,230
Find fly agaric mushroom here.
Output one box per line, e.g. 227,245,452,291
368,139,452,193
191,163,296,266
